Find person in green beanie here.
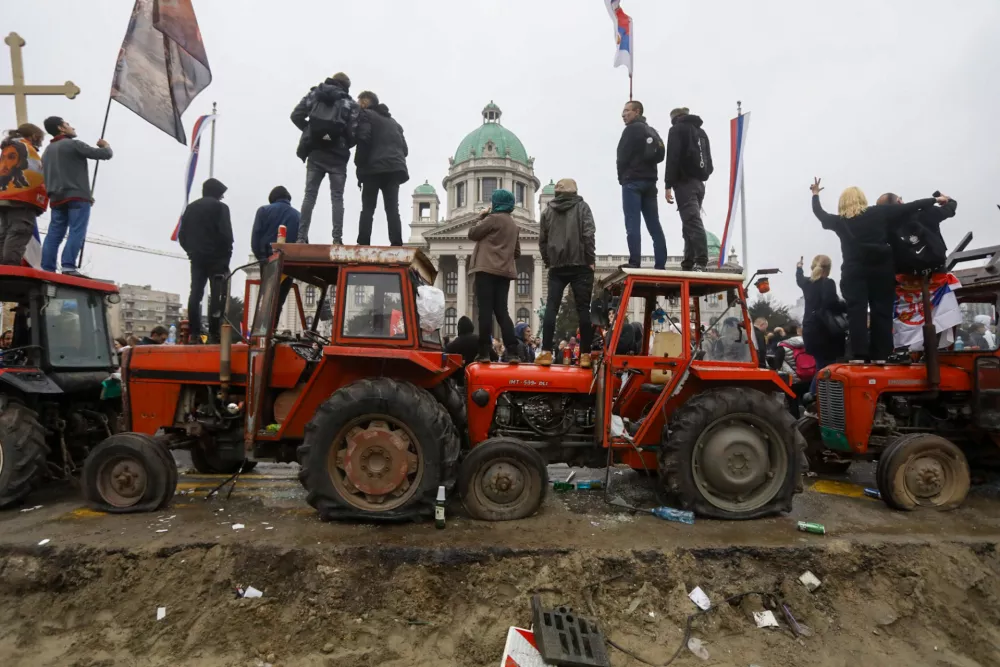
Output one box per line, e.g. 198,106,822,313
468,188,522,362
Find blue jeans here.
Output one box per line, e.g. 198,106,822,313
42,201,91,272
622,181,667,269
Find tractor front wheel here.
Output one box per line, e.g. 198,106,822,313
877,433,969,511
82,433,175,513
0,400,49,509
298,378,460,521
661,387,804,520
458,438,547,521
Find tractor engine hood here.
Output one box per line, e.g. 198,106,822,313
466,362,597,395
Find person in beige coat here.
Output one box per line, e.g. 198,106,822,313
468,188,521,362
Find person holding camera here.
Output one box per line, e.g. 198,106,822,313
796,254,846,389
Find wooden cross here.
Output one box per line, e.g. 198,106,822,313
1,32,80,126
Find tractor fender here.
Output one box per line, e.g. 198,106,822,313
689,366,795,397
0,370,63,395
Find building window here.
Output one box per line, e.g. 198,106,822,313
515,182,526,206
517,271,530,296
445,271,457,295
305,285,316,307
305,316,314,330
480,177,498,202
517,308,530,323
419,202,431,220
353,284,366,306
455,182,466,208
444,307,457,337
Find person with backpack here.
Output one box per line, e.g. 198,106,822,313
796,254,847,391
811,178,949,362
664,107,713,272
290,72,359,244
354,91,408,247
616,100,667,270
776,333,816,417
878,190,957,276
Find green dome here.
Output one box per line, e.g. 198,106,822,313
413,180,436,195
453,101,529,165
540,180,556,196
706,231,722,256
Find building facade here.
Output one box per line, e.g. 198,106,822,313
115,284,182,339
407,102,739,339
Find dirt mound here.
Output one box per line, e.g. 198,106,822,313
0,541,998,666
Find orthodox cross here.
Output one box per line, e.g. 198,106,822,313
1,32,80,126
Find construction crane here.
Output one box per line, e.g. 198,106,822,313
37,226,186,260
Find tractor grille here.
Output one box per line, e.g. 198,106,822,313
818,379,846,432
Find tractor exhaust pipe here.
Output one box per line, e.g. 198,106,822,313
219,322,232,403
921,276,940,395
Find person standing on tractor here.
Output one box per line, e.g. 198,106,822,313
252,185,301,317
664,107,713,271
178,178,233,344
354,91,408,247
796,254,846,389
291,72,358,244
810,178,948,361
468,189,521,363
0,124,47,266
878,190,957,276
536,178,596,368
40,116,113,277
617,100,667,270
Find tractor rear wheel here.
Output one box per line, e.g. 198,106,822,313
190,446,258,475
82,433,174,513
0,400,49,509
458,438,547,521
430,378,467,479
298,378,460,521
877,433,969,511
796,415,852,475
660,387,804,520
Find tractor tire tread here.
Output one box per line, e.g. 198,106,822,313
81,433,172,514
0,401,50,510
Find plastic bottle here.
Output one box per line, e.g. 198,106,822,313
954,337,965,351
435,485,446,529
651,506,695,525
167,324,176,344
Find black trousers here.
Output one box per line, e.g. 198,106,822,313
474,272,518,357
542,267,594,352
357,173,403,246
674,179,708,270
840,267,895,361
189,258,229,344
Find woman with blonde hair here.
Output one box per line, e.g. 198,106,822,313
810,178,948,361
796,254,846,384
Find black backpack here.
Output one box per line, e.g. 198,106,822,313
309,96,353,145
685,126,714,181
643,125,666,164
889,216,948,275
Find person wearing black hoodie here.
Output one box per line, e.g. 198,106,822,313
537,178,597,368
290,72,359,244
446,315,480,369
616,100,667,270
178,178,233,344
664,107,713,271
354,91,408,247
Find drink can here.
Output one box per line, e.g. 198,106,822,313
797,521,825,535
277,224,287,244
863,488,881,499
552,481,573,492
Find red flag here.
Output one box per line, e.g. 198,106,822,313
111,0,212,144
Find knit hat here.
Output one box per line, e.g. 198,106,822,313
331,72,351,89
554,178,578,194
268,185,291,204
669,107,689,119
491,188,515,213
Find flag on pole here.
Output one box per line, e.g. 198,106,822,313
171,113,215,241
605,1,634,75
894,273,963,351
718,112,751,268
111,0,212,144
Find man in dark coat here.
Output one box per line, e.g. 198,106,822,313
354,91,408,247
138,325,169,345
290,72,359,244
664,107,713,272
616,100,667,270
446,315,479,368
178,178,232,344
252,186,301,321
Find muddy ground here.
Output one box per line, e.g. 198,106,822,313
1,458,999,667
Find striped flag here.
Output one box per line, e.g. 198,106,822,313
605,0,634,75
718,112,751,268
171,113,215,241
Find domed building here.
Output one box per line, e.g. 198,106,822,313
408,102,738,338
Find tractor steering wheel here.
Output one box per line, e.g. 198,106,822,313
303,329,331,346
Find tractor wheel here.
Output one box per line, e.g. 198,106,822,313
190,446,258,475
82,433,173,513
0,401,49,509
660,387,804,520
297,378,460,521
431,378,467,479
877,434,970,511
145,435,178,509
796,415,851,476
458,438,547,521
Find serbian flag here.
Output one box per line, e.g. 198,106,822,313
718,112,751,268
605,1,634,75
171,113,215,241
894,273,963,351
111,0,212,144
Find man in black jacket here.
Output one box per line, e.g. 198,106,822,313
354,91,408,247
178,178,233,344
664,107,713,271
446,316,479,369
290,72,359,244
616,100,667,270
537,178,597,368
877,191,957,275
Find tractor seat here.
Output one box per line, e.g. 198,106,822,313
640,383,665,394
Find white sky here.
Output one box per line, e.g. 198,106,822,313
5,0,999,304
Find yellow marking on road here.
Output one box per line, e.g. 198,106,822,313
66,508,107,519
179,474,269,480
175,481,299,491
810,480,868,498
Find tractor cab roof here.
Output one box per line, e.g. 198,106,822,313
273,244,437,285
949,241,1000,292
0,266,119,294
599,266,746,291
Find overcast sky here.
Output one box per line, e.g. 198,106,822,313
5,0,999,304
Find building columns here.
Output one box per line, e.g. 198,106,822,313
431,254,442,290
532,256,544,333
456,255,468,318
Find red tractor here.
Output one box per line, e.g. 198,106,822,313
799,234,1000,511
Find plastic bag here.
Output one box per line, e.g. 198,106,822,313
416,285,446,332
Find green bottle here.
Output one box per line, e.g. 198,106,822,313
797,521,825,535
435,485,446,529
